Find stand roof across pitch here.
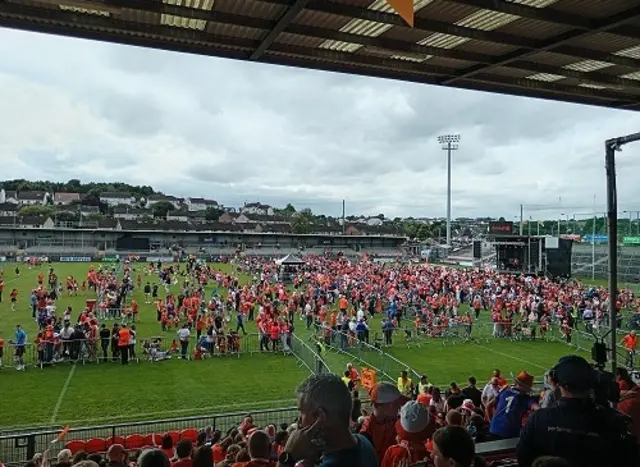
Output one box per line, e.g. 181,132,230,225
2,0,640,110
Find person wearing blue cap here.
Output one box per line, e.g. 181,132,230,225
517,355,638,467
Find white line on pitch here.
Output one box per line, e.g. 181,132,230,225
474,343,548,371
50,364,77,424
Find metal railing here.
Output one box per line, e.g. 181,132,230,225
311,327,421,384
2,332,292,369
0,407,299,466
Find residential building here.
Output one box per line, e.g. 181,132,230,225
18,191,47,205
0,203,18,217
166,210,189,222
19,216,55,229
218,212,240,224
0,189,18,204
186,197,218,211
78,205,100,217
100,192,136,207
53,192,82,205
241,202,274,216
187,210,208,223
235,213,290,225
113,206,151,221
146,194,184,209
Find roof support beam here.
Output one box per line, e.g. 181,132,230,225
447,0,640,40
250,0,310,60
104,0,640,69
441,4,640,85
3,0,640,92
264,0,640,68
444,0,594,30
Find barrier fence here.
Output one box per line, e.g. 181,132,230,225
0,407,300,466
2,332,298,369
371,319,638,371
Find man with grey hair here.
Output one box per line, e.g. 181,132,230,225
277,373,377,467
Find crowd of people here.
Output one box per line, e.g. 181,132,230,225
2,253,640,370
9,361,640,467
2,254,640,467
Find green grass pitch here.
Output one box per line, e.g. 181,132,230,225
0,261,590,429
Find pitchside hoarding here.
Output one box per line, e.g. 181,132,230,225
583,234,608,244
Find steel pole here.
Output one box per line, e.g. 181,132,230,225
605,144,618,374
446,143,452,252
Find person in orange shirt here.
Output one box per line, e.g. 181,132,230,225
118,325,131,365
9,288,18,311
131,299,139,323
622,330,638,368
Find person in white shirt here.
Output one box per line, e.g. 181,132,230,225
481,377,500,406
177,325,190,360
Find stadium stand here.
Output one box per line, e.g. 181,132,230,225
572,244,640,282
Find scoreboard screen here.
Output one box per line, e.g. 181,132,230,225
489,221,514,235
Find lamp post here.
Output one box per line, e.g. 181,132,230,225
605,131,640,375
438,134,460,254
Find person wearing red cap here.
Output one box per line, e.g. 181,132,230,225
487,370,538,439
381,401,436,467
360,382,409,464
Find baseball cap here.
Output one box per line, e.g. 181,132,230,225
395,401,435,442
369,382,409,405
552,355,595,390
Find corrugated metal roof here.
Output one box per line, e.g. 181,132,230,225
2,0,640,110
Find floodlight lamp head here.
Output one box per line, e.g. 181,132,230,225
438,134,461,144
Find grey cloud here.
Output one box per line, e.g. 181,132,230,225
96,91,163,136
5,28,640,218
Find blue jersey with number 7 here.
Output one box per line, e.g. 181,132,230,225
489,387,535,438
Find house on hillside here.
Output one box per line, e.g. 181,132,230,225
18,191,47,205
113,206,151,221
186,197,218,211
146,194,184,209
218,212,240,224
19,216,55,229
235,213,290,225
187,210,208,223
0,203,18,217
78,205,100,217
0,189,18,204
100,192,136,207
166,210,189,222
241,202,274,216
54,192,81,205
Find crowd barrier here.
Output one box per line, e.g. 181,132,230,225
310,327,421,384
374,318,638,371
2,332,296,369
0,407,300,466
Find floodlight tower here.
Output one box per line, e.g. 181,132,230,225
438,134,460,253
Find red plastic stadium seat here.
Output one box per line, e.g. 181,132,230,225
106,436,126,448
166,431,180,445
143,434,163,447
85,438,107,454
179,429,198,442
125,434,146,450
65,440,86,455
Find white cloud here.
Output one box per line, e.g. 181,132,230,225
1,28,640,220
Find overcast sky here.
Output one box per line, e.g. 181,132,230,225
2,28,640,220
